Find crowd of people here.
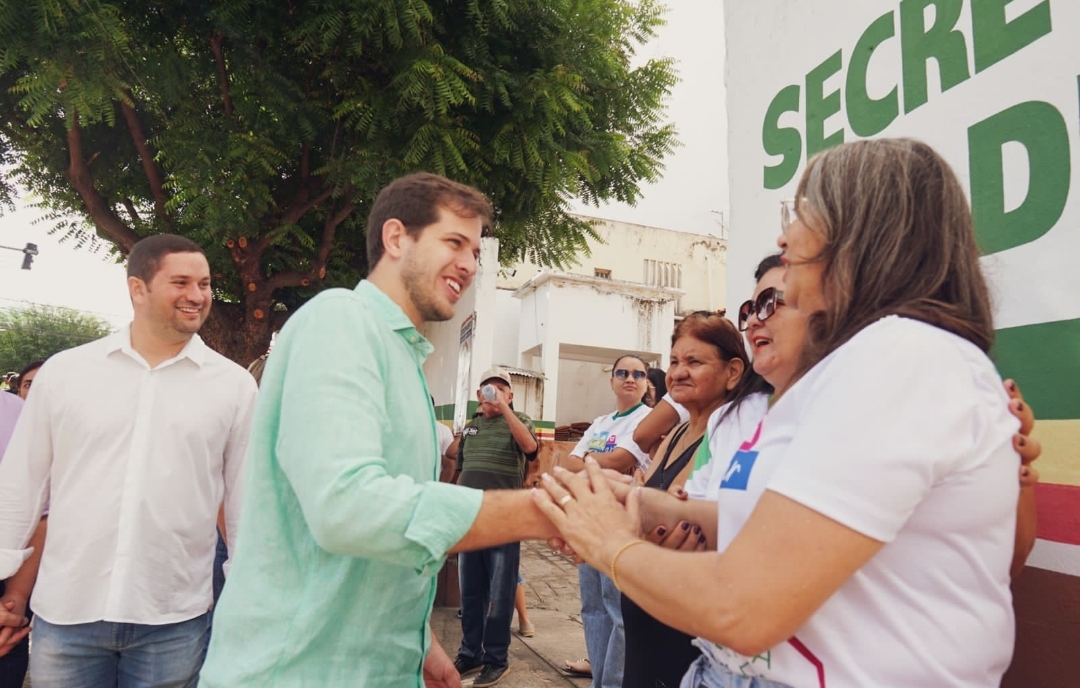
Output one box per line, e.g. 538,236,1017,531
0,138,1045,688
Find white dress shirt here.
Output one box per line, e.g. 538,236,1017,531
0,391,22,459
0,327,258,625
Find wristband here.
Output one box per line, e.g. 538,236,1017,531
610,539,647,591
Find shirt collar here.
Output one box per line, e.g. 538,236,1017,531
105,324,209,369
355,280,434,357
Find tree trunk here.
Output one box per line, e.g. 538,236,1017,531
200,301,275,366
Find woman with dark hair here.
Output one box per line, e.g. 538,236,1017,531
537,139,1031,688
621,313,768,688
643,367,667,407
15,360,45,401
560,353,653,684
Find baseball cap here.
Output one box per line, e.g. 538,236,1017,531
479,368,512,388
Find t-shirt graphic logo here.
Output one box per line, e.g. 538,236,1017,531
719,420,763,491
587,431,616,453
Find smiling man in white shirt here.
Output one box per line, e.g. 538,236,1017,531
0,234,258,688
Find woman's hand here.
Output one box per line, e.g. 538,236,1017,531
1004,379,1040,486
646,520,708,551
533,459,642,570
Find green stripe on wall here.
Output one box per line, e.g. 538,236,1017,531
994,318,1080,421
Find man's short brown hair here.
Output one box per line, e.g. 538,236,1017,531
365,173,493,269
127,234,205,283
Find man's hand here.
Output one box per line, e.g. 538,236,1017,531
0,597,30,658
423,637,462,688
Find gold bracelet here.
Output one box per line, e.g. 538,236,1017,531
609,539,647,591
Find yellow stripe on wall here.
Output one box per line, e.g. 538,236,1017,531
1033,420,1080,487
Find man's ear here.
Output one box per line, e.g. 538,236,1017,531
128,276,147,303
381,219,409,260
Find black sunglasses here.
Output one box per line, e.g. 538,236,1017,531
738,287,785,331
613,369,648,381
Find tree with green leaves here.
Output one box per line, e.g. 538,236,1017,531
0,304,114,374
0,0,677,363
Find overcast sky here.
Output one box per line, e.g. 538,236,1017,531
0,1,726,326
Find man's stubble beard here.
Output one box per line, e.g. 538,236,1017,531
401,254,453,323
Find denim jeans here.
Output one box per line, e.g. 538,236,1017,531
30,613,211,688
578,564,624,688
457,542,520,668
680,655,794,688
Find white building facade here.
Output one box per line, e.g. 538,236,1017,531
423,216,726,435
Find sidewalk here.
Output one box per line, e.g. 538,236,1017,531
431,541,591,687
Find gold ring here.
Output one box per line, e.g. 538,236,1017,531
558,495,574,507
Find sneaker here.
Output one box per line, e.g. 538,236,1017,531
473,665,511,687
453,656,482,677
517,620,535,637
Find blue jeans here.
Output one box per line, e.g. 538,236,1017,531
30,613,211,688
578,565,624,688
680,655,794,688
458,542,520,668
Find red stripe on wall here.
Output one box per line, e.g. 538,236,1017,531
1035,483,1080,546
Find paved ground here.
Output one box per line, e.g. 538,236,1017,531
432,540,591,687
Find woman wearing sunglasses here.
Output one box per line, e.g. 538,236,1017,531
559,354,654,685
537,138,1039,688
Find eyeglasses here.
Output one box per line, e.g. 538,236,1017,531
613,369,648,381
738,287,785,331
781,198,798,234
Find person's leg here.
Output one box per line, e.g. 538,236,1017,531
598,572,625,688
0,635,29,688
514,574,533,635
577,564,610,688
457,548,489,665
478,542,519,669
116,613,210,688
29,617,119,688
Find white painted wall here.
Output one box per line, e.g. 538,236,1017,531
500,216,727,315
491,289,522,368
556,360,620,426
516,272,676,423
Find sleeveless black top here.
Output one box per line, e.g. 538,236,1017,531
622,423,704,688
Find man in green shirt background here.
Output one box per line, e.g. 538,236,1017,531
198,173,562,688
453,369,538,686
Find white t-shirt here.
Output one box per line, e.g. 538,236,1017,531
571,403,652,470
685,393,769,500
662,392,690,423
699,317,1018,688
436,422,454,459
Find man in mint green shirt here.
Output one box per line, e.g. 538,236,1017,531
199,173,559,688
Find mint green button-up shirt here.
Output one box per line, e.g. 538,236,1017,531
199,281,484,688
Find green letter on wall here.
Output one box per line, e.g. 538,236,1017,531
806,50,845,158
762,85,802,190
968,101,1071,255
847,12,901,137
900,0,971,113
971,0,1052,73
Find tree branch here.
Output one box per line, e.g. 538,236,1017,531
265,188,355,291
66,115,142,252
120,96,170,223
210,33,234,117
280,184,333,227
122,197,142,225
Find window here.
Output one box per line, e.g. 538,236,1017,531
594,268,612,279
643,260,682,289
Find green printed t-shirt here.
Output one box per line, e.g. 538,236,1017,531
457,412,537,490
198,280,483,688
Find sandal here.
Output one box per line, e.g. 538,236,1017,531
562,658,592,677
